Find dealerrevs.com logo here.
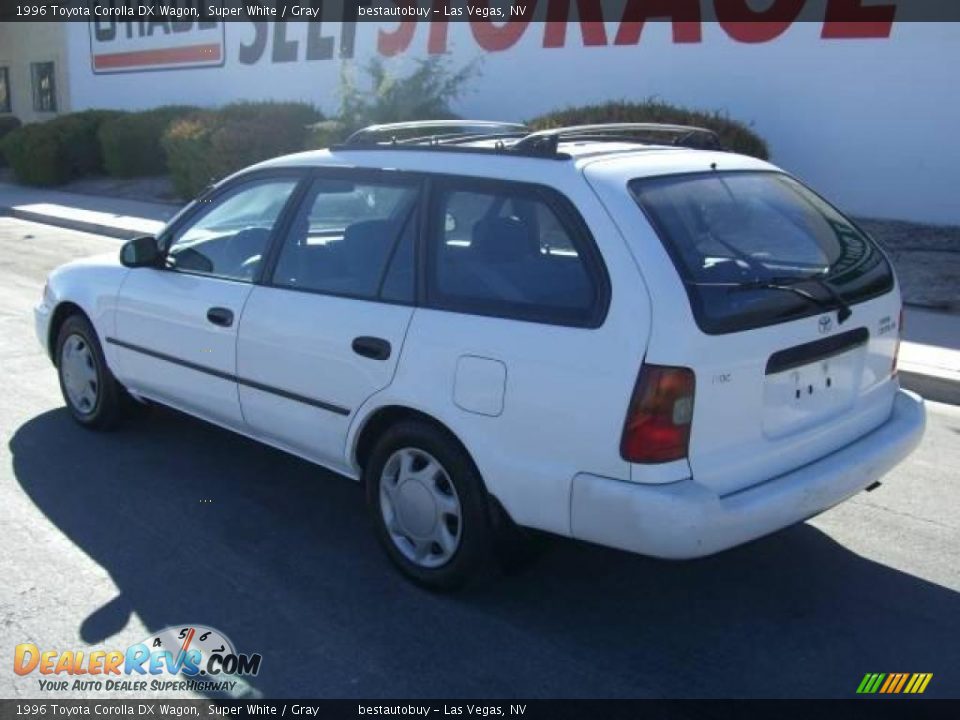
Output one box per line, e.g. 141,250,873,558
14,625,261,694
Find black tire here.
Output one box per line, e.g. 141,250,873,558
364,420,493,591
55,314,127,430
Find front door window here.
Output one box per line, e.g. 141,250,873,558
166,179,299,282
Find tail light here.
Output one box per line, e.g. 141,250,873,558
620,364,695,464
891,306,904,377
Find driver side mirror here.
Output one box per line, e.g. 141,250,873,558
120,235,162,268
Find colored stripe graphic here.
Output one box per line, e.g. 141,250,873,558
894,674,909,693
93,43,222,70
857,673,933,694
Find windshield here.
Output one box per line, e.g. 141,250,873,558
629,171,894,334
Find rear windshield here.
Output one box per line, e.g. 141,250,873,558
630,171,894,334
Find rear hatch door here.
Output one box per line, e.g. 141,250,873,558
586,157,901,495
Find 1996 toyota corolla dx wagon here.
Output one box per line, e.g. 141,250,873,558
36,121,926,588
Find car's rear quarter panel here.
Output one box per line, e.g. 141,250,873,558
342,151,651,536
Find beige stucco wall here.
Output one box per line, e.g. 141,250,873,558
0,22,70,124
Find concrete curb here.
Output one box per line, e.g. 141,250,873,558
899,370,960,406
6,206,149,240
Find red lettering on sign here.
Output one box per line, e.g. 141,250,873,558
544,1,608,47
614,0,702,45
377,3,417,57
428,1,451,54
822,0,896,38
469,3,531,51
715,0,805,43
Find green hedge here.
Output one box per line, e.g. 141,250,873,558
162,102,322,197
1,110,123,186
0,116,21,167
528,100,769,160
98,106,198,178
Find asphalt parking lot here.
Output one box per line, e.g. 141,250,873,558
1,216,958,699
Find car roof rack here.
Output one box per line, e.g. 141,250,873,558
343,120,530,147
512,123,722,155
334,121,722,160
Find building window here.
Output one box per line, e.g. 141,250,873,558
0,67,11,113
31,62,57,113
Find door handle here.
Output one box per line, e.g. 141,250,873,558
352,336,391,361
206,307,234,327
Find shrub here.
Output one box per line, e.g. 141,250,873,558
1,109,123,185
162,102,322,197
217,101,320,128
1,123,64,184
0,116,21,167
0,116,20,137
158,114,214,199
99,106,198,177
528,99,769,159
317,56,478,145
53,110,126,177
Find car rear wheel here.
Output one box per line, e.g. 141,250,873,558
365,420,492,590
56,314,127,430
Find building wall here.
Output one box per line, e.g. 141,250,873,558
54,19,960,225
0,22,71,124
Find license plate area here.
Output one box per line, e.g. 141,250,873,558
762,346,863,438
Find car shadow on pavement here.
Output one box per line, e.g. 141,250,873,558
10,406,960,699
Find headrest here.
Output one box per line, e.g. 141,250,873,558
471,217,534,263
341,220,395,272
232,226,270,249
343,219,395,244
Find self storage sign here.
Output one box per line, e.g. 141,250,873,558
89,13,225,73
87,0,898,74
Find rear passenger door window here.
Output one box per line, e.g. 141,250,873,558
272,176,419,302
427,180,603,326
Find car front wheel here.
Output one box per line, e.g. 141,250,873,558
56,314,127,430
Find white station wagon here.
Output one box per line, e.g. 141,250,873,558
36,121,926,588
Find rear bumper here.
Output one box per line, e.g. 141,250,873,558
570,389,926,559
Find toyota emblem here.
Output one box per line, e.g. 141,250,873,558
818,315,833,334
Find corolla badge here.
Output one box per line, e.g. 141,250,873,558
818,315,833,334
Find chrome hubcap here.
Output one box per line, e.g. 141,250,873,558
61,334,99,415
379,448,462,569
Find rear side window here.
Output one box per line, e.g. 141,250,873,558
630,171,893,334
426,180,605,327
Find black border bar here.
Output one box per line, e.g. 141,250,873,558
1,699,959,720
3,0,960,23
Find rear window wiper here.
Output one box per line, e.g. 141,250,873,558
803,274,853,324
726,275,853,324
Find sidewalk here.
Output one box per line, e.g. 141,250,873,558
900,307,960,404
0,181,176,239
1,181,957,403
